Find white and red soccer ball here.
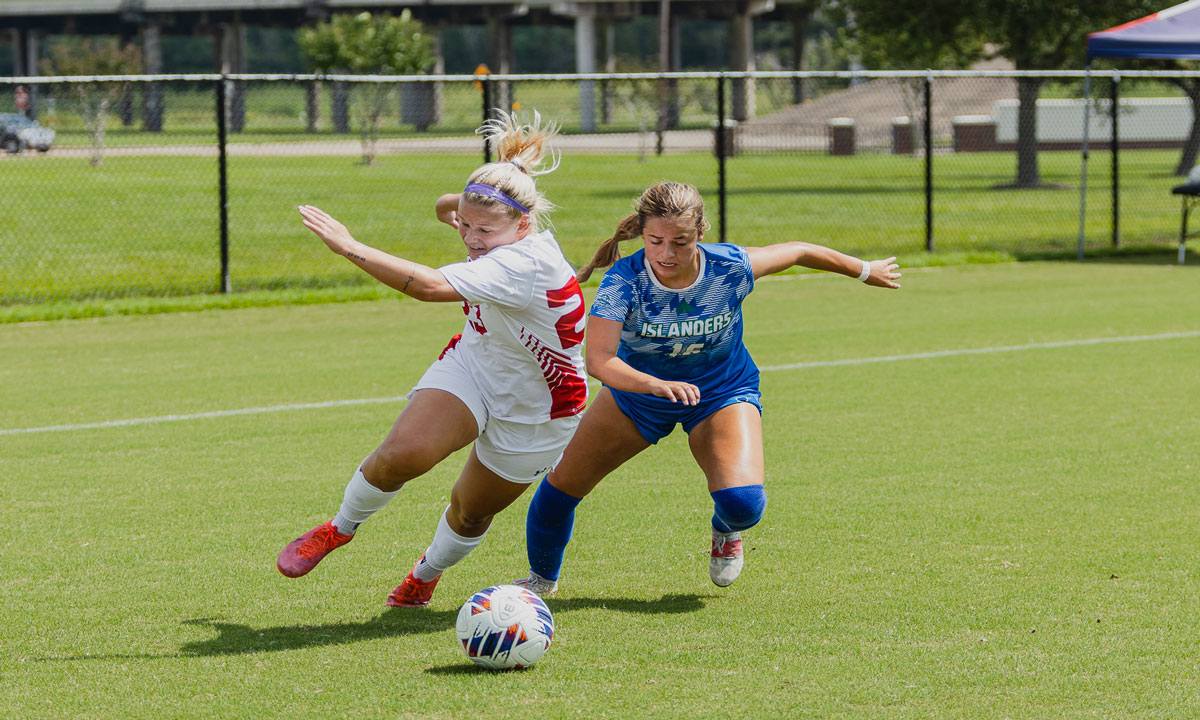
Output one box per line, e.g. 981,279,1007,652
455,584,554,670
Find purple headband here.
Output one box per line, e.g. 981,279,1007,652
463,182,529,213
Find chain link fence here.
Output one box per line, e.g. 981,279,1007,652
2,70,1196,305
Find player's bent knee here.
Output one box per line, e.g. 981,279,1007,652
446,505,494,537
711,484,767,532
370,443,443,488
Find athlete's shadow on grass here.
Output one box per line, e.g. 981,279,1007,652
543,592,711,615
35,593,711,662
33,610,456,662
177,609,457,657
181,592,709,659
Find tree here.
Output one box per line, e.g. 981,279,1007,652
42,37,141,167
841,0,984,156
974,0,1161,188
1165,68,1200,176
840,0,983,71
299,11,435,164
850,0,1163,188
1122,59,1200,177
608,57,671,160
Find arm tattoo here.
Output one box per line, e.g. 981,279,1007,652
345,251,367,263
401,263,416,292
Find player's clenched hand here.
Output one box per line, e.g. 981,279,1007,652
650,379,701,406
437,207,460,230
298,205,356,256
435,193,462,230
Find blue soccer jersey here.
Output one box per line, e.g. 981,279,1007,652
590,243,758,396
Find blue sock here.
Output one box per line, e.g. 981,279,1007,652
526,479,583,582
711,485,767,533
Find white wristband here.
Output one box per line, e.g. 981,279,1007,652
857,259,871,282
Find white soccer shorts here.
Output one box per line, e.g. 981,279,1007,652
409,348,580,484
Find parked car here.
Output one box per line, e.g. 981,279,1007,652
0,113,55,153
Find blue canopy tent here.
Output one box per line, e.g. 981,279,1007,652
1088,0,1200,59
1081,0,1200,262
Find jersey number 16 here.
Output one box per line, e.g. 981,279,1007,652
668,342,704,357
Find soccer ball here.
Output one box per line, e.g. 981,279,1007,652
455,584,554,670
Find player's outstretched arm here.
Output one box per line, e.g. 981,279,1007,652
745,242,901,288
585,316,701,405
298,205,464,302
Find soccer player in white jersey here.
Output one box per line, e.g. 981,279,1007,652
517,181,901,595
277,111,588,608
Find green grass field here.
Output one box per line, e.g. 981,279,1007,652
2,148,1193,311
3,260,1198,718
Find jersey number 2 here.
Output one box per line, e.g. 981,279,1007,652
546,278,585,349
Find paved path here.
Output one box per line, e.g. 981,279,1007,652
3,129,722,159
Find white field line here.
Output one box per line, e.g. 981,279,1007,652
2,330,1198,437
757,330,1200,372
0,396,409,437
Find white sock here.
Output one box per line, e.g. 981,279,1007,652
331,465,398,535
413,506,486,582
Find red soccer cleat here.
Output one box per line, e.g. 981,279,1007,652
387,558,442,607
277,519,353,578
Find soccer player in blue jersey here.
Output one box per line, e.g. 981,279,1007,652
516,181,901,594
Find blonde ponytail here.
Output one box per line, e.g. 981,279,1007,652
479,109,561,176
578,213,641,282
463,109,561,230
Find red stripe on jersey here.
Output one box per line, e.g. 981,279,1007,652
519,329,588,419
439,333,462,360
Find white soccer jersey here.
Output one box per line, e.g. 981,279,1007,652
438,229,588,424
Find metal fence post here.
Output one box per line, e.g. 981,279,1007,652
482,78,492,164
1112,73,1120,248
216,75,230,294
925,73,934,252
1078,64,1093,261
717,74,727,243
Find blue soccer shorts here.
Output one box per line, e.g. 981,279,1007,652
607,382,762,445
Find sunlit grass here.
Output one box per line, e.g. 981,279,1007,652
2,262,1198,718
